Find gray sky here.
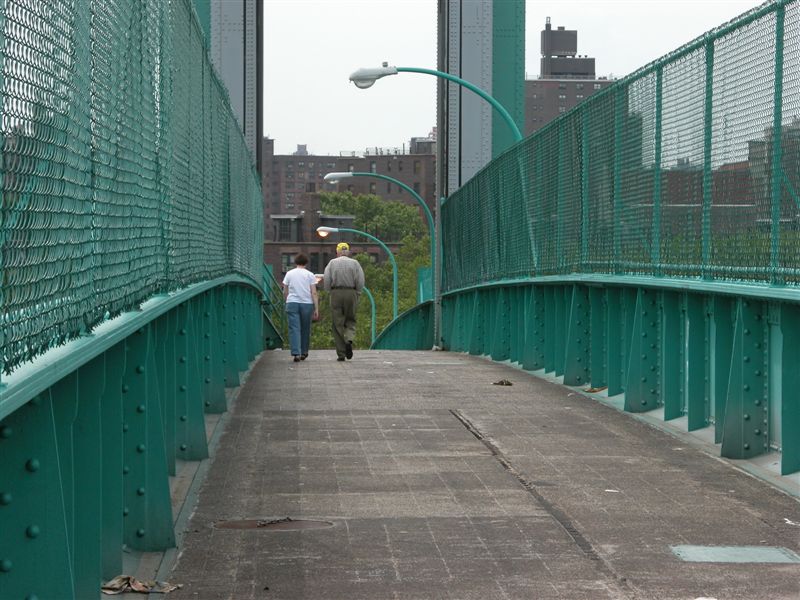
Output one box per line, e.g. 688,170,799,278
264,0,758,156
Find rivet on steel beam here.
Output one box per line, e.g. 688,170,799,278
0,559,12,572
755,400,761,406
204,334,210,339
122,384,130,393
136,529,146,538
755,343,762,349
743,414,750,421
222,359,227,363
180,444,188,451
204,355,211,361
650,366,656,372
180,385,187,392
25,525,40,539
641,332,647,338
205,401,211,407
123,466,130,474
123,507,129,516
204,312,210,317
0,493,11,505
754,370,762,376
641,354,647,360
136,444,146,453
744,329,750,335
25,459,40,473
222,341,227,345
576,357,582,363
641,377,647,383
136,365,145,374
122,424,129,432
25,594,38,600
136,405,146,413
744,356,750,363
0,426,11,439
754,429,761,435
137,487,145,496
180,356,187,363
744,443,750,450
641,400,648,405
180,329,187,336
743,385,750,391
180,415,187,422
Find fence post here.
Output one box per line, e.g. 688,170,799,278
652,67,664,276
770,3,785,284
702,36,714,279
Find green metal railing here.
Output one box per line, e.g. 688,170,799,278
0,1,278,597
262,263,287,346
378,0,800,476
0,0,263,377
443,0,800,289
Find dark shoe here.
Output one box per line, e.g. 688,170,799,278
336,357,345,362
345,341,353,360
293,356,300,362
300,354,308,361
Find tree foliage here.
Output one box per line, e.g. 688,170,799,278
319,191,425,241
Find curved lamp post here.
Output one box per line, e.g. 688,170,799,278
349,63,523,142
350,63,527,348
361,286,377,345
317,226,398,319
323,171,435,287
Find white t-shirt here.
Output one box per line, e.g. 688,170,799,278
282,268,317,304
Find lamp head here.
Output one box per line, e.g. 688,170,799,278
316,226,338,238
323,172,353,183
349,63,398,89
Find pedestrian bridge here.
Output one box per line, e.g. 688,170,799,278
1,0,800,598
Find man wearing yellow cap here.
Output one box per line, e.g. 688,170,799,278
322,242,365,361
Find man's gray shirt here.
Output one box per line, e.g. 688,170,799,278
323,256,365,292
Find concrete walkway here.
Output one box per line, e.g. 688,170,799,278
168,349,800,599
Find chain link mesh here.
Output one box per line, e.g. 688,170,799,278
443,0,800,292
0,0,263,373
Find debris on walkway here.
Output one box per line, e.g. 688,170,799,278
492,379,513,386
102,576,181,595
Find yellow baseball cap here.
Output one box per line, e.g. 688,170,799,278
336,242,349,251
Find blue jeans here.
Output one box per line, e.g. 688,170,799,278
286,302,314,356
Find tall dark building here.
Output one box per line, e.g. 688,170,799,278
525,18,614,136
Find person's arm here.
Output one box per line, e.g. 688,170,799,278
355,263,365,293
282,273,290,302
311,283,319,319
322,263,332,292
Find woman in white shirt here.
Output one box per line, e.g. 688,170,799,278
282,254,320,362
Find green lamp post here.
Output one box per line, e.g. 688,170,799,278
323,171,435,297
317,226,398,319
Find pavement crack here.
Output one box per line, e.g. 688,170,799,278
450,409,638,599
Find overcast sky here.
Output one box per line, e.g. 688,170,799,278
263,0,759,156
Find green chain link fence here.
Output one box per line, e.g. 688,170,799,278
0,0,263,374
443,0,800,292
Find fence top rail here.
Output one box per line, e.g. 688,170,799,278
0,276,261,421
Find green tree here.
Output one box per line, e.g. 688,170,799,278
319,192,425,241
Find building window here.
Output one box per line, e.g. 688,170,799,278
558,94,566,100
297,161,305,167
369,182,376,194
281,253,294,273
413,182,421,194
413,160,421,174
576,94,584,100
594,83,601,90
308,161,314,168
347,185,354,192
306,182,316,192
285,202,295,209
278,220,291,240
370,161,376,173
326,162,335,169
558,83,566,89
386,161,391,172
576,83,584,90
348,163,354,172
558,106,567,113
398,161,403,172
310,253,320,273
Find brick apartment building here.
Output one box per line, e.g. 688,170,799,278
525,19,614,136
261,135,436,277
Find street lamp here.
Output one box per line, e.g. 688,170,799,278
349,63,523,142
361,286,377,345
324,171,435,295
350,63,528,349
317,226,398,319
